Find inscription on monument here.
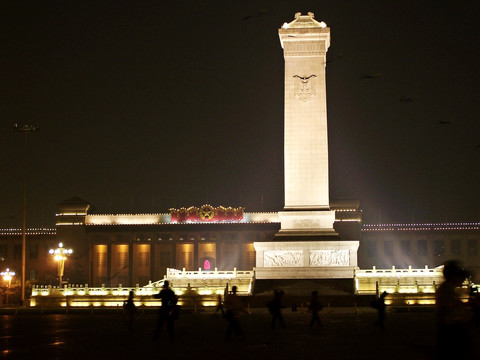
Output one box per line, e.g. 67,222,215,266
309,250,349,266
284,41,325,56
293,219,320,229
264,250,303,267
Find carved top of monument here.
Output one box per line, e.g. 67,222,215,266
279,12,330,51
281,12,327,30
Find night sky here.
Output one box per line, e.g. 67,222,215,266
1,1,480,228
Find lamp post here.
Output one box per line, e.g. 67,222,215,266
49,243,73,287
12,123,39,303
1,268,15,305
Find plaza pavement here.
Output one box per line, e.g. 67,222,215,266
0,307,478,359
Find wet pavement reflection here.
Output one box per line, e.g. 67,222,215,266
0,308,478,359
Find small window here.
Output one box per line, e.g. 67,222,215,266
434,240,445,257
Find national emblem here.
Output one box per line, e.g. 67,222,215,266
199,205,215,220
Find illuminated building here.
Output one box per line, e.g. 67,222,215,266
1,215,480,293
359,223,480,281
51,197,360,287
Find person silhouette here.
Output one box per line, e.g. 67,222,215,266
216,294,225,317
308,290,323,328
123,290,136,330
374,291,388,329
224,286,247,340
435,261,471,359
268,289,286,329
153,280,178,342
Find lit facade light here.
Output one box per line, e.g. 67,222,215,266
1,268,15,305
1,268,15,283
49,243,73,287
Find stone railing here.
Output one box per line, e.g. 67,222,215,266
31,284,159,298
355,265,443,277
166,267,253,279
30,268,255,307
354,266,445,295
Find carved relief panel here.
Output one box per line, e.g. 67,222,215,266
309,250,349,266
264,250,303,267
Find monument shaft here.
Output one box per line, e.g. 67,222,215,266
279,12,330,210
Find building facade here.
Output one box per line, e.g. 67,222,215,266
359,223,480,281
1,204,479,288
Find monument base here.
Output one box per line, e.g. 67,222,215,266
274,230,339,240
253,240,359,282
254,266,356,280
252,278,355,296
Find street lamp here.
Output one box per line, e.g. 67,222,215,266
49,243,73,287
1,268,15,305
12,123,39,303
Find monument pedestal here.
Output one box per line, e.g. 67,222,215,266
253,240,359,280
276,210,339,238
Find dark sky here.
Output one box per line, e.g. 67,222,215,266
1,1,480,228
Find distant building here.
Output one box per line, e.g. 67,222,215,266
1,198,478,287
359,223,480,281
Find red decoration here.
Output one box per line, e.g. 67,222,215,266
203,259,211,270
169,205,244,223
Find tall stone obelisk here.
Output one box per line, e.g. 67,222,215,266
277,12,337,237
254,13,358,281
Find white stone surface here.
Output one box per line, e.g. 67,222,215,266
309,250,349,266
254,266,356,280
254,241,359,270
264,251,303,267
279,13,331,210
278,210,335,233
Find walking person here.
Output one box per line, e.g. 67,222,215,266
216,294,225,317
308,290,323,328
435,261,471,359
123,290,137,331
373,291,388,329
224,286,247,340
153,280,178,342
268,289,286,329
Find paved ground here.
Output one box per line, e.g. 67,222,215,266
0,307,478,359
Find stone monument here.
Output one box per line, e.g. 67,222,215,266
254,12,359,282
